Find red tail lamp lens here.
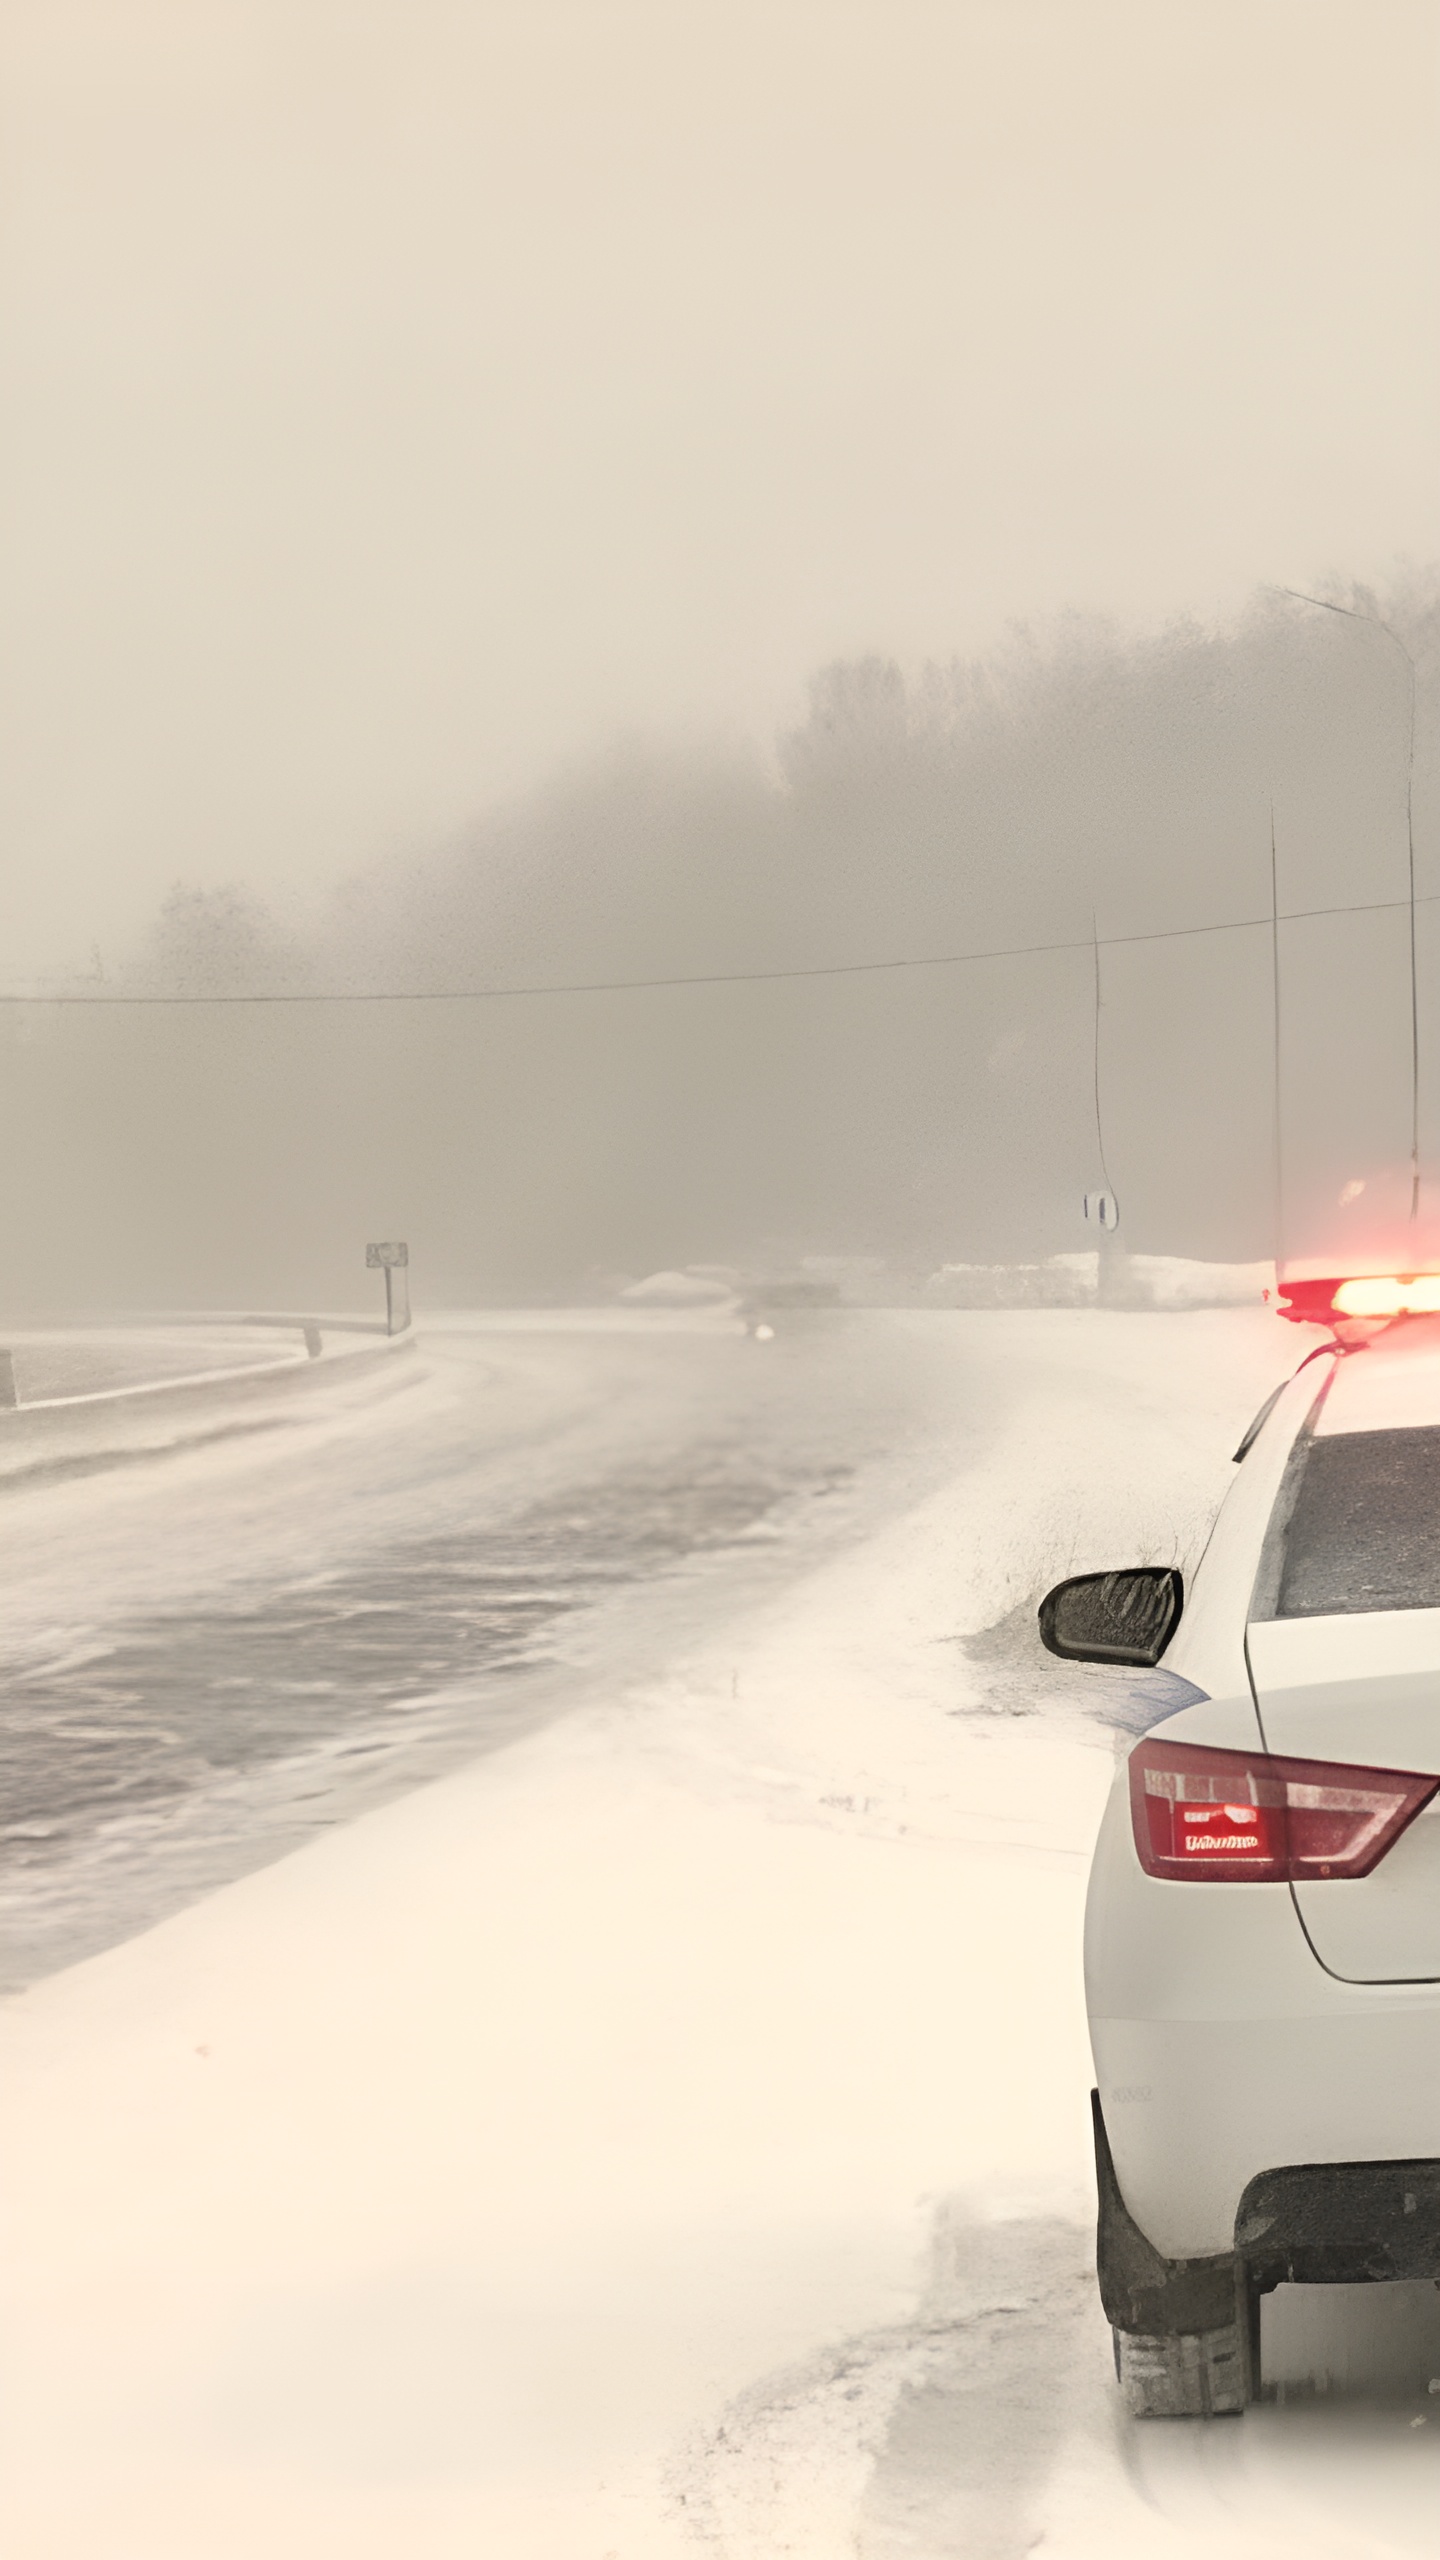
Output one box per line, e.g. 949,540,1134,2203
1129,1739,1438,1882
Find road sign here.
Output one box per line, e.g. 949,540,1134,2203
366,1241,409,1268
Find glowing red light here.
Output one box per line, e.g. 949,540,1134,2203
1130,1739,1438,1883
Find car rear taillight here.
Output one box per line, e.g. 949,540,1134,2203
1129,1739,1439,1883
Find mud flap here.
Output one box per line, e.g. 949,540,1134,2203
1093,2090,1242,2338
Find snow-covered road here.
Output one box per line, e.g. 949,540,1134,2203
0,1310,1006,1985
5,1307,1436,2556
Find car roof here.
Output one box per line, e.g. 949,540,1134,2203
1316,1319,1440,1437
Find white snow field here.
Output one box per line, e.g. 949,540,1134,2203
5,1307,1440,2557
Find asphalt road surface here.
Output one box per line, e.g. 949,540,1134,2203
0,1311,999,1987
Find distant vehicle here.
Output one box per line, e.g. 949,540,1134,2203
746,1279,842,1310
1043,1310,1440,2416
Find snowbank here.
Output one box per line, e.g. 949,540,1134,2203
0,1326,413,1486
1125,1253,1274,1310
619,1269,739,1307
927,1252,1273,1311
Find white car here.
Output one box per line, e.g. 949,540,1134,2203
1042,1315,1440,2418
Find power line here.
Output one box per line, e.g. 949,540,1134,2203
1,886,1434,1008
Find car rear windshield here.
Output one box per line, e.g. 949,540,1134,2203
1269,1424,1440,1617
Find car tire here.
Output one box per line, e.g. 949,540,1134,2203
1114,2321,1248,2418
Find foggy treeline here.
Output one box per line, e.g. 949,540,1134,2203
6,576,1438,1314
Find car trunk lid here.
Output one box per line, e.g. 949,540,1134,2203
1247,1345,1440,1978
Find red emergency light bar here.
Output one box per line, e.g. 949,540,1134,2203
1276,1274,1440,1327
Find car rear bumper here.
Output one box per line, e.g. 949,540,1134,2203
1094,2085,1440,2365
1237,2156,1440,2287
1093,2008,1440,2260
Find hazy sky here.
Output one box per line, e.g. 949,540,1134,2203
2,0,1437,975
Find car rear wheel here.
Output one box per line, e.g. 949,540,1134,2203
1114,2320,1248,2418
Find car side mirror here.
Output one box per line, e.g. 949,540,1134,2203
1037,1566,1183,1667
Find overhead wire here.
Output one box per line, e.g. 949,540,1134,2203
2,886,1437,1007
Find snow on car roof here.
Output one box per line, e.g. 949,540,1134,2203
1316,1320,1440,1435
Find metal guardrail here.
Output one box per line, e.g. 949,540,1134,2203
0,1247,413,1411
0,1317,406,1417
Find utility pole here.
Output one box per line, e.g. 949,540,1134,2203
1274,587,1422,1223
1087,916,1127,1304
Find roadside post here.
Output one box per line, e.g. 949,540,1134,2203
366,1241,411,1335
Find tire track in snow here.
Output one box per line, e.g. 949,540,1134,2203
669,2210,1094,2558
